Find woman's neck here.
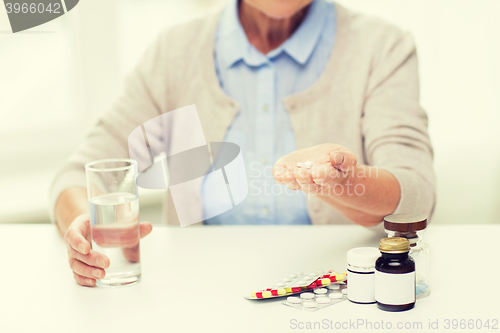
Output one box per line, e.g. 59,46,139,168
238,1,310,54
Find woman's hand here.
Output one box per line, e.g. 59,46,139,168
273,143,358,195
64,214,153,287
273,143,401,226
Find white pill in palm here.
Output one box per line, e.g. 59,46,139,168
300,293,315,300
303,302,318,308
316,297,331,304
329,292,343,299
297,161,313,169
313,288,328,294
287,297,302,304
341,288,348,295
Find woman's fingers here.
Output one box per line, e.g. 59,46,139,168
139,222,153,239
274,164,301,189
295,166,314,186
92,222,140,248
273,145,358,195
330,150,357,172
282,167,300,190
69,256,105,280
122,245,140,263
92,221,151,248
310,163,344,186
69,247,109,269
64,215,91,255
273,166,286,184
73,272,96,287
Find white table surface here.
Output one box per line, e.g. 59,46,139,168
1,224,499,333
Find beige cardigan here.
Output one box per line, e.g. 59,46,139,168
50,3,436,225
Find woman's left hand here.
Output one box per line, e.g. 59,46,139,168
273,143,358,195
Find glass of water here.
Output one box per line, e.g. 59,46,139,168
85,158,141,287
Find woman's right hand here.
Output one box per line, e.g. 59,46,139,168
64,214,153,286
64,214,110,287
64,214,153,287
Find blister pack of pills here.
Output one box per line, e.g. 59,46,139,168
283,284,348,312
245,270,346,300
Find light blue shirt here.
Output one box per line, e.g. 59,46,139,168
202,0,337,224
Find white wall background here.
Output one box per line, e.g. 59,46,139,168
333,0,500,225
0,0,498,224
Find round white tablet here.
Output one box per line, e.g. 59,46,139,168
276,282,284,287
316,297,331,304
289,274,297,278
282,278,291,282
287,297,302,304
300,293,315,300
329,292,343,299
297,161,313,169
313,288,328,294
327,284,340,290
341,288,348,295
303,302,318,308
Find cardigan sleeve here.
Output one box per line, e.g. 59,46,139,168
361,31,436,220
48,32,167,224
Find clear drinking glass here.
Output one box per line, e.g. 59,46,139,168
85,159,141,287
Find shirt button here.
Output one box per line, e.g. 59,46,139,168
262,207,270,215
261,158,267,165
262,105,268,112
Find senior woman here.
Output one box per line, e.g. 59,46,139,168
52,0,435,286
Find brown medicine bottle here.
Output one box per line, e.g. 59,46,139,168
375,237,416,312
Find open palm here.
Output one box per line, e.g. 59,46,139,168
273,143,357,195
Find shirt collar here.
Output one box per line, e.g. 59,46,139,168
279,0,329,65
217,0,329,68
216,0,250,68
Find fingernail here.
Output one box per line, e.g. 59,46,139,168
334,153,345,165
87,279,94,285
92,269,102,279
78,243,86,254
96,258,105,268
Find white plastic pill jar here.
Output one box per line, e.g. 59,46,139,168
346,247,380,304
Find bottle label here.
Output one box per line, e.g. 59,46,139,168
375,270,415,305
348,270,376,303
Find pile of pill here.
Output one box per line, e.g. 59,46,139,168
284,284,348,312
416,282,430,296
246,270,346,300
